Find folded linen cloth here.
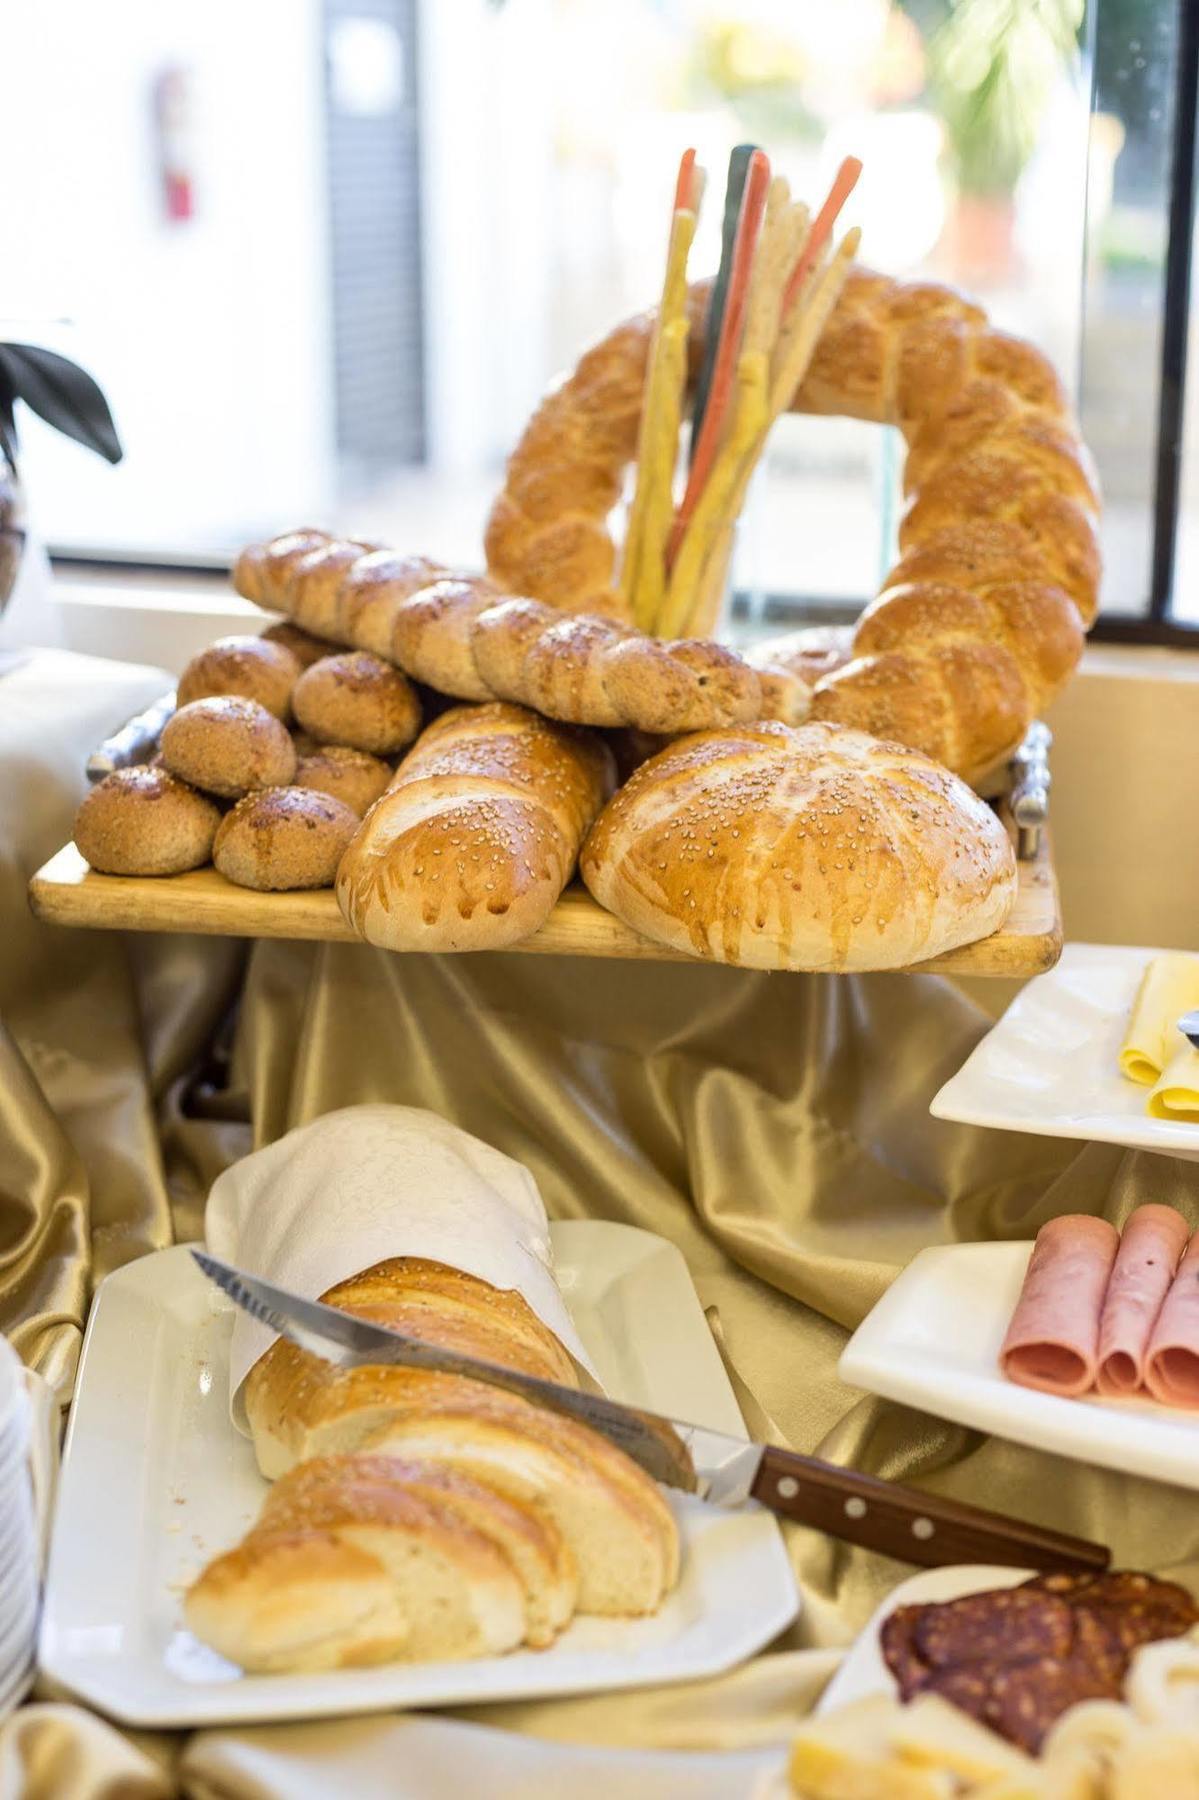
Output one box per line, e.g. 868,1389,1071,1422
205,1104,597,1428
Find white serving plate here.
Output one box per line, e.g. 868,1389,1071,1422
816,1565,1029,1715
40,1223,798,1727
839,1240,1199,1490
931,942,1199,1160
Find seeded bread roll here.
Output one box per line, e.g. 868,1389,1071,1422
259,621,333,670
160,696,298,798
581,718,1017,971
177,635,300,719
292,745,392,817
335,702,615,952
74,766,221,876
292,652,422,755
213,786,359,891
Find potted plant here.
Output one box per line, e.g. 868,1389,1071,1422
921,0,1083,285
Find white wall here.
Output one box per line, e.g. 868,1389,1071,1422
0,0,332,552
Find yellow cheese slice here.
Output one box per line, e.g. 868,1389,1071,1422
1146,1044,1199,1121
892,1693,1037,1784
787,1696,954,1799
1119,953,1199,1085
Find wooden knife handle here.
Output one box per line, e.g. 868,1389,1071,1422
750,1446,1109,1573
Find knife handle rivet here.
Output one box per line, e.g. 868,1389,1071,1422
844,1497,867,1520
912,1517,935,1541
776,1476,799,1499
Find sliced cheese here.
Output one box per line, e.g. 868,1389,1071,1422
787,1696,953,1800
1146,1043,1199,1121
1119,953,1199,1085
893,1693,1037,1783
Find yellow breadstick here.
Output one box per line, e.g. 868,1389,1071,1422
658,351,769,639
666,226,861,639
621,204,698,623
628,314,690,629
769,226,861,415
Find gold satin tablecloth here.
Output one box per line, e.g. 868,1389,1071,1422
3,649,1198,1799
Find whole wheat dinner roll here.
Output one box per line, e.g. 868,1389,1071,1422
74,766,221,876
213,787,359,891
161,696,298,799
259,621,333,670
581,718,1017,972
292,745,391,817
292,652,422,755
176,635,300,719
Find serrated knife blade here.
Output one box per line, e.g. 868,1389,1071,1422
193,1249,1110,1574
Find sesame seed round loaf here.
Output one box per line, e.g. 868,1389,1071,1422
580,718,1016,971
213,785,359,891
291,744,392,817
160,696,298,798
292,652,422,756
74,766,221,876
176,634,300,719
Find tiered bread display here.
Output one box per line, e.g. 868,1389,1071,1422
185,1256,680,1671
64,148,1089,971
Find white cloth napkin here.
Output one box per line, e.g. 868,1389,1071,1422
205,1105,597,1428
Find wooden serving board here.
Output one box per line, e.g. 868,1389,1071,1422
28,833,1061,977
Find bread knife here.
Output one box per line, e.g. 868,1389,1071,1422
193,1250,1109,1575
86,688,176,781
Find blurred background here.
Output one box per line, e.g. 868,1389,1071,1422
2,0,1196,631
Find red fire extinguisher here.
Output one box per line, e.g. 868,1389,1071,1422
153,67,196,224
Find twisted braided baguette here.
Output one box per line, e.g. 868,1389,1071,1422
485,265,1098,782
233,537,812,733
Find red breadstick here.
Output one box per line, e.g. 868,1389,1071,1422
1145,1230,1199,1407
1096,1204,1190,1396
672,146,698,215
668,148,770,568
781,155,863,316
1000,1215,1120,1397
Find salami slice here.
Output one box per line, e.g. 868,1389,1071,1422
1145,1231,1199,1407
1096,1205,1191,1395
1000,1215,1120,1396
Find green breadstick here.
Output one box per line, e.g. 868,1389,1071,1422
689,144,756,471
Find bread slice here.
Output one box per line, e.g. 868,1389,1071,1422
273,1454,577,1649
190,1468,528,1671
325,1258,580,1388
184,1531,411,1673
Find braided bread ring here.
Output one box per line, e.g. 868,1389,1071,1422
484,263,1099,782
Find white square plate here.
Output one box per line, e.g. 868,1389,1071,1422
40,1223,798,1727
816,1565,1030,1715
930,943,1199,1160
839,1240,1199,1490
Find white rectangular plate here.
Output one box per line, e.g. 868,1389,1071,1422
839,1240,1199,1490
40,1223,798,1727
816,1565,1030,1715
931,942,1199,1159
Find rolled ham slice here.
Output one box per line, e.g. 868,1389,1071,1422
1000,1215,1120,1397
1145,1231,1199,1409
1096,1204,1191,1396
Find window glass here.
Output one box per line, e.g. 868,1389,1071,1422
1,0,1188,630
